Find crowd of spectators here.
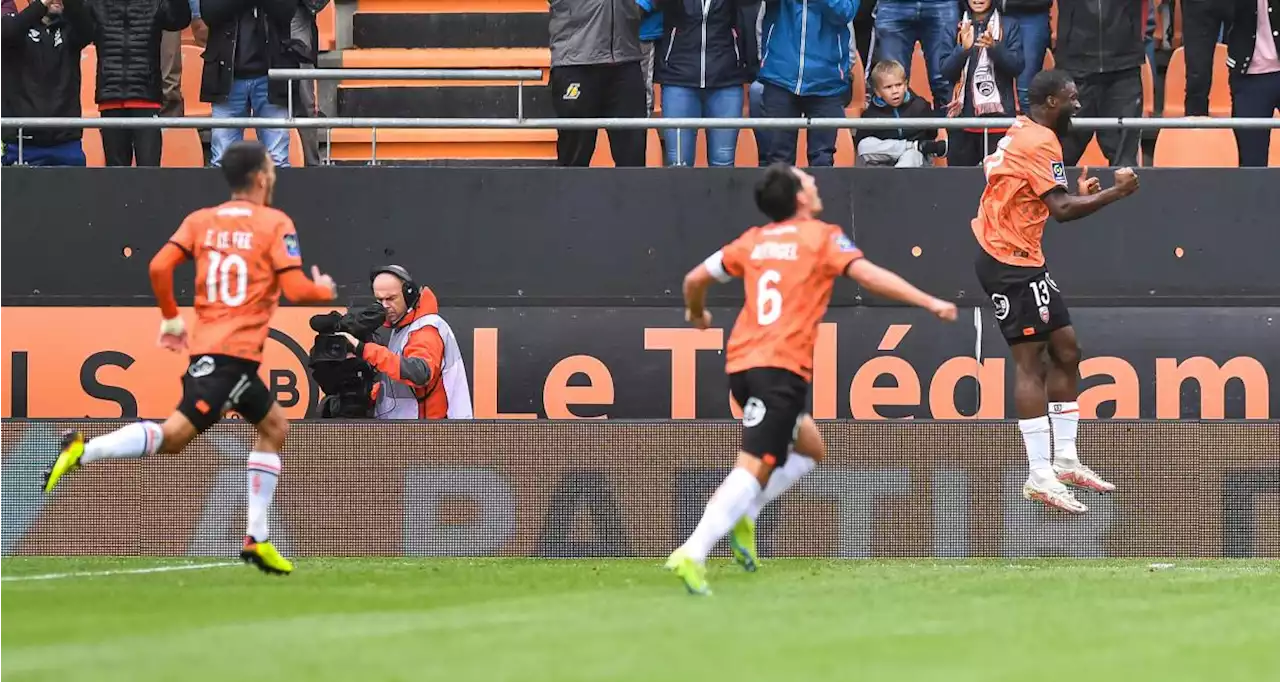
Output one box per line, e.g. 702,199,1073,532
2,0,325,167
552,0,1279,168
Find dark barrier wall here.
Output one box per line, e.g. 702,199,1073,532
3,169,1280,306
3,421,1277,558
2,169,1276,419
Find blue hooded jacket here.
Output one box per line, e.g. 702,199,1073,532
758,0,859,98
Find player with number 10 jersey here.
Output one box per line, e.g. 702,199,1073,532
663,164,958,596
43,141,337,576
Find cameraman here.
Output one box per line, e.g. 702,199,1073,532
338,266,473,420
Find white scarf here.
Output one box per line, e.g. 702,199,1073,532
948,10,1004,117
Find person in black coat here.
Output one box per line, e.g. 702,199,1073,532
200,0,301,167
85,0,191,166
651,0,758,166
940,0,1022,166
2,0,94,166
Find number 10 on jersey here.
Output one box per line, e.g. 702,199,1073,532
207,252,248,306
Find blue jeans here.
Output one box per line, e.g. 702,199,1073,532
873,1,961,109
2,139,86,166
211,76,290,167
759,82,845,166
1006,12,1051,113
661,85,744,167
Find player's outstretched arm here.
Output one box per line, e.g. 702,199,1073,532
682,264,717,330
149,243,190,351
845,259,958,321
1042,167,1139,223
280,265,338,303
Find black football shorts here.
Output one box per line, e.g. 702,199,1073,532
728,367,810,466
975,248,1072,345
178,354,274,433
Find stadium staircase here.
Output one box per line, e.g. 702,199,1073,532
331,0,558,165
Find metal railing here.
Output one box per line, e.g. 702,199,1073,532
266,68,545,123
3,116,1278,165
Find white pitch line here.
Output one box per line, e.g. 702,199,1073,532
2,561,241,582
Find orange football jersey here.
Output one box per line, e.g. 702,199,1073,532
972,116,1069,268
168,200,304,363
707,219,863,381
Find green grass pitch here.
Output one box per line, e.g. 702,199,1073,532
3,557,1278,681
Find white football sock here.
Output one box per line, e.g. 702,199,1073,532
1019,416,1053,480
746,453,816,521
80,422,163,464
681,467,762,562
245,452,281,542
1049,402,1080,467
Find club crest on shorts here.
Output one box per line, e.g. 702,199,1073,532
742,397,767,427
1039,305,1051,323
990,293,1010,320
189,356,216,378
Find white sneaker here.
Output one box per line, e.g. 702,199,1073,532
1054,462,1117,494
1023,475,1089,514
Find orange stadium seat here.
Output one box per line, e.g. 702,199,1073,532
181,45,212,116
80,46,98,117
160,128,206,167
1164,45,1231,117
1153,124,1239,167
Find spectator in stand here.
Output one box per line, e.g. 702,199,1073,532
758,0,857,167
654,0,759,167
855,60,945,166
999,0,1050,112
853,0,876,68
639,3,663,116
1227,0,1280,167
940,0,1021,166
86,0,191,166
160,24,183,117
2,0,93,166
292,0,327,165
548,0,647,167
1182,0,1231,116
873,0,960,110
1054,0,1143,166
200,0,299,167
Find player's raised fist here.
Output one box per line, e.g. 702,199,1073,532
311,266,338,300
930,299,959,322
685,308,713,330
1077,167,1102,196
1113,167,1139,196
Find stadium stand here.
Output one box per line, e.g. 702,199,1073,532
14,0,1274,168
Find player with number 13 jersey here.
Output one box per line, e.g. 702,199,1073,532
971,70,1140,514
663,164,957,596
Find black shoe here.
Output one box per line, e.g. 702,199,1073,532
920,140,948,158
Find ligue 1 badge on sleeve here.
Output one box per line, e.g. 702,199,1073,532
284,233,301,258
1051,161,1067,186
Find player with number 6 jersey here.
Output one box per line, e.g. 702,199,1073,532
971,70,1140,514
664,164,958,596
42,141,338,576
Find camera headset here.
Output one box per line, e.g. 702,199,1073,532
370,264,420,312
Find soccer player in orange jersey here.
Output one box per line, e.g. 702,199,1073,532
665,164,959,595
43,141,338,574
971,70,1139,514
